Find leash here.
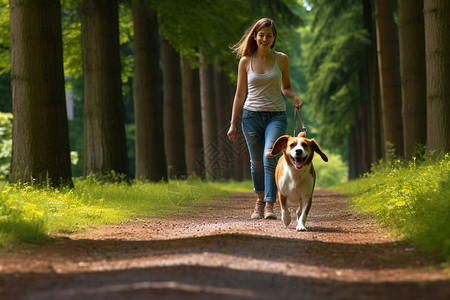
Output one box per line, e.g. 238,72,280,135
293,108,307,136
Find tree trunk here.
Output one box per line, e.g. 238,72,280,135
214,64,232,179
371,75,384,162
226,82,250,181
161,36,186,178
424,0,450,152
199,51,218,181
359,72,370,175
363,0,383,167
80,0,129,178
182,56,203,178
398,0,427,159
348,126,359,179
132,1,167,181
10,0,72,187
375,0,404,158
223,78,238,179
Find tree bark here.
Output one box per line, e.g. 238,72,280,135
132,1,167,181
214,64,232,179
370,74,384,163
80,0,129,178
182,56,203,178
199,51,218,181
398,0,427,159
10,0,72,187
424,0,450,152
161,36,187,178
359,72,370,175
363,0,383,167
348,125,359,180
375,0,404,158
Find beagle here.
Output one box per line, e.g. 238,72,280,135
271,132,328,231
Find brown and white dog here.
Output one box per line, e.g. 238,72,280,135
271,132,328,231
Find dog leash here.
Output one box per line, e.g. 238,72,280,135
293,108,307,136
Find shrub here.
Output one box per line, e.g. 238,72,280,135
337,152,450,261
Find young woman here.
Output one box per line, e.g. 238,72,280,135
227,18,303,219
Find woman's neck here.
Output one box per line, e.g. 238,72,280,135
254,48,273,59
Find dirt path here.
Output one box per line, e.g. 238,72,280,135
0,190,449,300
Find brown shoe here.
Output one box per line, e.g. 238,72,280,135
264,205,277,219
251,199,265,219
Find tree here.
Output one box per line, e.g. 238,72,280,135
161,36,187,178
132,0,167,181
214,64,233,179
362,0,383,167
9,0,72,186
80,0,129,177
154,0,301,181
182,56,203,178
375,0,403,158
424,0,450,152
305,0,368,177
199,51,218,181
398,0,427,159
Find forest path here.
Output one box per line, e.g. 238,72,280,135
0,190,449,299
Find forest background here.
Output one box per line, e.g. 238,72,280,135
0,0,448,187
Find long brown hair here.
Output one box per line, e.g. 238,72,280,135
231,18,277,58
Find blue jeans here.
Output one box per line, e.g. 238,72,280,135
242,109,287,203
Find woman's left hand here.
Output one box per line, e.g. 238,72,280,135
293,95,303,109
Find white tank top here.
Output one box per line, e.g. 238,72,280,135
243,51,285,112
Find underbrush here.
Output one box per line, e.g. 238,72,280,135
335,152,450,261
0,177,252,244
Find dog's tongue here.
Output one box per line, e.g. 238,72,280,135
293,158,303,169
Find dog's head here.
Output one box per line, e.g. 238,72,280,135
271,132,328,170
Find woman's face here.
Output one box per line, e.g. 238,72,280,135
254,26,275,50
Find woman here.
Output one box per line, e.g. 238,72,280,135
227,18,303,220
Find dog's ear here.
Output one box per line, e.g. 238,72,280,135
311,139,328,162
297,131,306,138
271,135,290,155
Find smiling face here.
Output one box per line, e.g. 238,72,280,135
254,26,275,50
286,137,312,170
271,133,329,170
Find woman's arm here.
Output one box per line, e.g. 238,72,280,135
279,53,303,109
227,57,249,142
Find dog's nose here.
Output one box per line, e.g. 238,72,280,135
295,149,304,156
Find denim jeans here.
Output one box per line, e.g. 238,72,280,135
242,109,287,203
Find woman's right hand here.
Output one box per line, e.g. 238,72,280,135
227,124,236,142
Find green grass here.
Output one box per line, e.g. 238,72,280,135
335,152,450,261
0,177,253,244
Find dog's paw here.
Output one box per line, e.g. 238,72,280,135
296,223,307,231
282,211,291,227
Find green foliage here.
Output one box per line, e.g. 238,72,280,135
62,0,83,80
313,151,347,187
302,0,369,152
0,0,10,75
0,177,250,244
61,0,134,82
336,153,450,261
0,112,12,179
0,0,11,113
119,2,134,83
154,0,302,77
0,183,47,243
